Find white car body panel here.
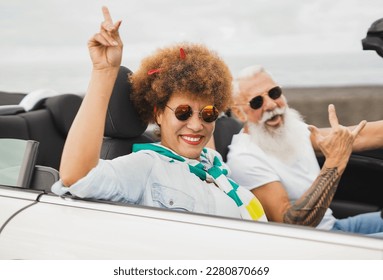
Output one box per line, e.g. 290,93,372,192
0,187,39,225
1,187,382,259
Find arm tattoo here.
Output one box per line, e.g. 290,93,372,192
283,167,340,227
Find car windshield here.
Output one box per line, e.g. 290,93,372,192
0,138,38,188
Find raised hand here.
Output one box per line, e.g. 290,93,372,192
309,104,366,171
88,6,123,70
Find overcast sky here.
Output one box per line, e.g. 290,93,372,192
1,0,382,91
2,0,382,57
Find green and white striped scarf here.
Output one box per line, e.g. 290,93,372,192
133,143,267,222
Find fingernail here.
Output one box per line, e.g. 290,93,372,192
113,41,118,46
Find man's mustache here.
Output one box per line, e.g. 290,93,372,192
259,107,286,124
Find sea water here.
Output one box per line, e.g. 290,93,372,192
1,50,382,94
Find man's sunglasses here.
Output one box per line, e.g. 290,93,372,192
165,104,219,123
240,86,282,110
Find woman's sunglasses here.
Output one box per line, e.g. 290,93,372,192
240,86,282,110
165,104,219,123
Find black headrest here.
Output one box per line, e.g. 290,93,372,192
214,114,243,162
362,18,383,57
104,66,148,138
45,94,83,136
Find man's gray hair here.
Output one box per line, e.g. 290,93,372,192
237,65,266,80
232,65,272,97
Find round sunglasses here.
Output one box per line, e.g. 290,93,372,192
165,104,219,123
240,86,282,110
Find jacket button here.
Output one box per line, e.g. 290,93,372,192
169,199,174,206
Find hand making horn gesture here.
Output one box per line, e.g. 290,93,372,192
88,6,123,70
309,104,367,172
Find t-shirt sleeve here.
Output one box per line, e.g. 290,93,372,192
227,148,280,191
51,152,154,203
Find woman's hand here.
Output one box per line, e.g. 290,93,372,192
88,6,123,70
309,104,366,172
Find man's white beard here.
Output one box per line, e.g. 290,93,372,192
248,106,308,163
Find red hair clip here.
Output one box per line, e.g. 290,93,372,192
180,48,186,60
147,68,161,75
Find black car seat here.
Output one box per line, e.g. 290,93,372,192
101,66,154,160
0,93,83,170
0,92,83,192
213,110,243,162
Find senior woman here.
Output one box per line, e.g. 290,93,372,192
52,7,267,221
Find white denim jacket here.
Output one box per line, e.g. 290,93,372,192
52,150,241,219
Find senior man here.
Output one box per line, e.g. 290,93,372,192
226,65,383,237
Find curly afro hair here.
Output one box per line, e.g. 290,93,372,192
130,42,233,123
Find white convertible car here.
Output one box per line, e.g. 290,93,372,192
1,22,383,259
1,67,382,260
1,184,382,260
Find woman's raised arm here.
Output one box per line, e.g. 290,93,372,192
60,6,123,186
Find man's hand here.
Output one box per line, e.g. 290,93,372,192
309,104,366,171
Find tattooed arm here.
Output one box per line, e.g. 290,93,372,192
252,167,341,227
251,105,366,227
283,167,340,226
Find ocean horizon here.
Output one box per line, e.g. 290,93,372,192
1,50,382,94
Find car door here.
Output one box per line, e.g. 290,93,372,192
0,186,42,233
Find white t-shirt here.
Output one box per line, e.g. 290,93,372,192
227,128,336,230
52,149,242,219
